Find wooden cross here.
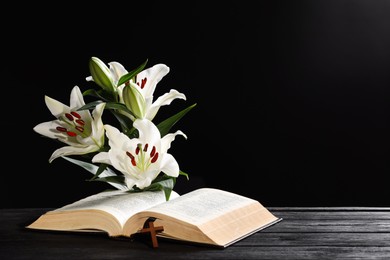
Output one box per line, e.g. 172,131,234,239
139,221,164,248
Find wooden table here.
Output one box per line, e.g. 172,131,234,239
1,207,390,259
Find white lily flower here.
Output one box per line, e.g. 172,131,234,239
122,63,186,121
88,60,186,121
92,119,187,190
33,86,105,163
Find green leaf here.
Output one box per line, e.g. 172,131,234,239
144,178,176,200
81,101,135,118
90,163,109,180
179,170,189,180
61,156,97,174
61,156,127,190
110,110,135,136
127,174,176,200
77,100,104,111
83,88,117,102
105,102,135,116
117,59,148,86
91,175,125,185
157,103,197,137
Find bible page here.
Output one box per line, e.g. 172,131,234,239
55,190,180,227
143,188,258,224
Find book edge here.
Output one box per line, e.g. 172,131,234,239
154,217,283,248
221,217,283,248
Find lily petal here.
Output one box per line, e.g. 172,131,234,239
49,145,99,163
145,89,186,120
160,153,180,177
161,130,187,153
136,64,170,98
108,61,128,86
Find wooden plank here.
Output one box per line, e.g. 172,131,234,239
270,207,390,211
2,244,390,260
236,232,390,246
270,211,390,220
263,219,390,233
216,247,390,260
2,208,390,259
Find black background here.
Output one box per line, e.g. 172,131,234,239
3,0,389,208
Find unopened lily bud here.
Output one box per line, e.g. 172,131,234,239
88,57,116,92
122,83,146,119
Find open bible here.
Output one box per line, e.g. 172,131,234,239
27,188,282,248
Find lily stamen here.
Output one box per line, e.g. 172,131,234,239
136,77,147,89
70,111,81,119
56,126,77,137
76,119,85,125
126,143,158,171
126,151,137,166
57,111,88,138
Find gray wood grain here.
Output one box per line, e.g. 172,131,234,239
1,208,390,259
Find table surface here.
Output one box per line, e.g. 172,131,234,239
1,207,390,259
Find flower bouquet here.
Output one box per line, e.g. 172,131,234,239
33,57,196,200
